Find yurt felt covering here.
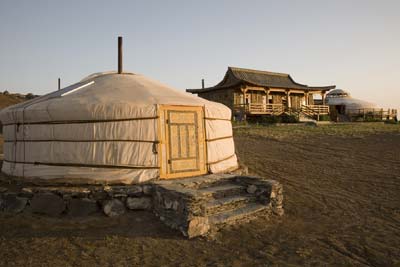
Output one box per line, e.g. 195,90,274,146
0,72,238,184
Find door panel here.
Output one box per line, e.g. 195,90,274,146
159,105,207,179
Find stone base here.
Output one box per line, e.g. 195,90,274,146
0,174,283,238
0,183,153,217
153,174,283,238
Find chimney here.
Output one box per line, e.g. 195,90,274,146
118,36,123,74
58,78,61,90
201,79,205,89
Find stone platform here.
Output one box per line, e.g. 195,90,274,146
0,174,283,238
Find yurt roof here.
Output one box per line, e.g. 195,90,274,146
0,71,230,125
326,89,350,98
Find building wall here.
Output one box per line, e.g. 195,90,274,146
198,88,236,109
290,94,304,109
271,93,283,104
308,94,315,105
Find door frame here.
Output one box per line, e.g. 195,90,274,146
158,105,207,179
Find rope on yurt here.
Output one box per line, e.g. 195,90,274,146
207,154,236,166
2,159,159,170
205,136,233,142
1,116,159,126
3,139,159,143
204,117,231,121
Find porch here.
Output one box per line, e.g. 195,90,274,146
233,88,330,118
234,103,329,116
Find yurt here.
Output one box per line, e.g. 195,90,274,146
326,89,377,113
0,40,238,184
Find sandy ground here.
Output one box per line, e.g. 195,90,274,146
0,123,399,267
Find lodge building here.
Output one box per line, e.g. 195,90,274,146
186,67,336,121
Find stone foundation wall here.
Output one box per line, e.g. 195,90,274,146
0,184,154,217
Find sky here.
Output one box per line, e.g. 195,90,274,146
0,0,399,110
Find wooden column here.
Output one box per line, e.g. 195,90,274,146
240,87,248,120
321,92,326,105
264,88,270,103
286,90,291,108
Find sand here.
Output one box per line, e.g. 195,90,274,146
0,123,399,266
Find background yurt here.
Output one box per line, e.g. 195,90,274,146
326,89,397,121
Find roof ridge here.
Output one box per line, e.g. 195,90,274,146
228,66,289,77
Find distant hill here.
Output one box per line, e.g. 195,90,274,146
0,91,39,110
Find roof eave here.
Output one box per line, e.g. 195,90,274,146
307,85,336,91
186,81,242,93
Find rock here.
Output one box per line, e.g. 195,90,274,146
172,200,179,211
31,193,66,216
91,190,108,200
2,195,27,213
69,188,90,197
20,188,34,198
103,186,112,192
164,198,173,209
62,194,72,200
0,187,8,193
246,185,257,194
68,198,98,216
113,193,128,198
142,185,152,195
103,199,125,217
126,197,152,210
273,207,284,216
186,217,210,238
126,186,143,196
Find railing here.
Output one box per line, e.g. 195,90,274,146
234,103,330,117
301,105,329,115
234,103,284,115
345,108,398,121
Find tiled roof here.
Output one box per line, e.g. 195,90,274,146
186,67,335,93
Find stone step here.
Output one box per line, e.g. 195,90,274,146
202,195,255,216
198,183,245,198
209,203,268,225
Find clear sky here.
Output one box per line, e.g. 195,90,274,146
0,0,399,110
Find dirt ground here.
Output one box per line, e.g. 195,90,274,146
0,123,399,267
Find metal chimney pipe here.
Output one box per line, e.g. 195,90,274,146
58,78,61,90
201,79,205,89
118,36,123,74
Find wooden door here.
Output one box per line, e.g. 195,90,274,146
158,105,207,179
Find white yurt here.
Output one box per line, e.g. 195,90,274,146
326,89,377,111
0,38,238,184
